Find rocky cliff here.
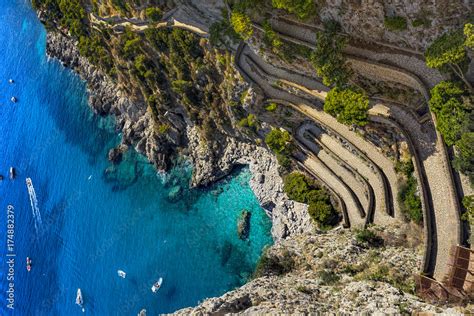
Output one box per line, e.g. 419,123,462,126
175,227,468,314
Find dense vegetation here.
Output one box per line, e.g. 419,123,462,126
209,9,241,48
265,128,292,168
324,87,369,126
33,0,88,37
310,20,350,88
429,81,470,146
384,16,407,31
396,160,423,224
230,11,253,40
271,0,315,20
453,132,474,185
145,7,162,22
425,24,474,185
283,172,339,227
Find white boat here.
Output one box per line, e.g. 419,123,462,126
76,288,85,312
9,167,15,179
8,79,14,84
151,277,163,293
117,270,126,278
10,97,16,103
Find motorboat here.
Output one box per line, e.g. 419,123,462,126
76,288,85,312
151,277,163,293
9,167,15,179
117,270,126,278
10,97,17,103
26,257,31,272
8,79,14,84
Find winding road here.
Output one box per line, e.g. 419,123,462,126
87,6,464,282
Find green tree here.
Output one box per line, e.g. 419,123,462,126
453,132,474,184
58,0,87,37
324,87,369,126
283,173,310,202
230,11,253,40
271,0,315,20
425,28,472,91
429,81,468,145
145,7,162,22
310,21,350,88
265,128,291,154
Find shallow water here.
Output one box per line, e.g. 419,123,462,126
0,1,272,315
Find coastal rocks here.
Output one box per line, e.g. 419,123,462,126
167,185,183,203
174,230,451,315
186,125,313,241
237,210,251,240
45,31,170,171
108,144,128,164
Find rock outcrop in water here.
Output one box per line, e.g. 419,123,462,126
237,210,251,240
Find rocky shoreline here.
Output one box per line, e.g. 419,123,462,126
44,30,309,242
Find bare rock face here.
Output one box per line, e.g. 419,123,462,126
321,0,471,51
174,229,463,315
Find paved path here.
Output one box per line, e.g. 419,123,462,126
298,124,370,217
294,147,366,228
239,45,400,216
369,102,461,279
89,12,208,37
236,42,461,279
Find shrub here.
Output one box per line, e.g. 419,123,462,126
384,16,407,31
253,250,295,278
263,20,282,50
265,102,278,111
355,229,384,248
318,270,340,285
230,11,253,40
145,7,162,22
265,128,291,154
238,113,257,128
283,173,338,226
397,160,423,224
271,0,316,20
412,18,430,28
283,173,310,202
324,87,369,126
461,195,474,225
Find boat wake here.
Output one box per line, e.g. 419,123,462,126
26,178,43,234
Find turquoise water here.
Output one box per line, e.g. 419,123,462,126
0,1,272,315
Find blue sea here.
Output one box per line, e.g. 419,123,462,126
0,1,272,315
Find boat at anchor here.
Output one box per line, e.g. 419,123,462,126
26,257,31,272
151,278,163,293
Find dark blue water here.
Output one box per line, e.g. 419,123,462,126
0,1,272,315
